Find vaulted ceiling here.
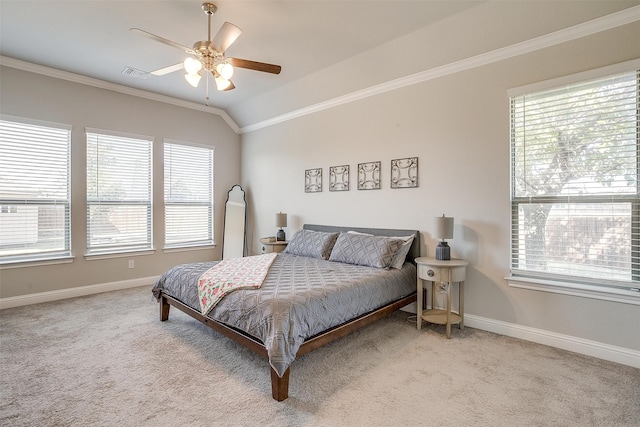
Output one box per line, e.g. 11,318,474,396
1,1,638,131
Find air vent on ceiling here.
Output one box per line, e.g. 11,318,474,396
122,67,150,79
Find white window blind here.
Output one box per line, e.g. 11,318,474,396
0,116,72,263
164,141,214,248
510,69,639,290
86,130,153,254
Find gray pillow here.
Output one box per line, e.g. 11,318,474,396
283,229,339,259
329,232,404,268
346,231,414,269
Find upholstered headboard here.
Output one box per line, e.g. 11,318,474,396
302,224,420,264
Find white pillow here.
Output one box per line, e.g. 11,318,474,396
389,235,414,269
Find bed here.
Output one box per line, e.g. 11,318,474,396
152,224,420,401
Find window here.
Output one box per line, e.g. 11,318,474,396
164,141,214,248
509,65,639,293
0,116,72,264
86,129,153,254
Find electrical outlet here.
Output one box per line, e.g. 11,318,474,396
128,260,135,269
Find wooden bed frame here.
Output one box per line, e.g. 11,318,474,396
156,224,420,401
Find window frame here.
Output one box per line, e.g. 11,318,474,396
163,139,215,250
506,60,640,305
85,128,154,256
0,115,73,266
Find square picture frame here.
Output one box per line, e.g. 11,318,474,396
390,157,418,188
329,165,350,191
305,168,323,192
358,161,381,190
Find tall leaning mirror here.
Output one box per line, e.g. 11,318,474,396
222,185,247,259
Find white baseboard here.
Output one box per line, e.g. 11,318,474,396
465,314,640,369
0,276,158,310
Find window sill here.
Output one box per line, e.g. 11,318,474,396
84,249,156,261
0,256,75,269
506,276,640,306
163,244,216,253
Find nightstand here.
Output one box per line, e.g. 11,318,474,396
415,257,468,338
260,239,288,254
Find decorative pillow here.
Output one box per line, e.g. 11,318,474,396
283,229,339,259
329,232,404,268
346,231,414,269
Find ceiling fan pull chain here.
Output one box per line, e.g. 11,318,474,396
205,71,210,106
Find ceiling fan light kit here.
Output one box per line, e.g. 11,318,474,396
131,2,281,103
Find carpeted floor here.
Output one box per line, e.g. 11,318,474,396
1,285,638,426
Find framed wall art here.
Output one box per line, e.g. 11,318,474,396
305,168,322,193
329,165,349,191
358,161,381,190
390,157,418,188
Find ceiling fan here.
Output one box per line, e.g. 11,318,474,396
131,2,281,99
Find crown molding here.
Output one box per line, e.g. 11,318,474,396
239,5,640,134
0,56,240,134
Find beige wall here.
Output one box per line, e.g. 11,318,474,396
241,20,640,353
0,67,240,298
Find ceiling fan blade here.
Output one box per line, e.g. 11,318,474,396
229,58,281,75
130,28,195,54
150,63,184,76
212,22,242,53
223,80,236,91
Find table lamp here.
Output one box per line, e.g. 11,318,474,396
435,214,454,260
276,212,287,241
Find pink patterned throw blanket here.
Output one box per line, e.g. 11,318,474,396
198,253,278,316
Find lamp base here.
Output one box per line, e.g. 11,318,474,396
435,241,450,260
276,229,286,241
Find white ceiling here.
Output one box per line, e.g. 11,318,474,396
2,1,639,130
0,0,482,126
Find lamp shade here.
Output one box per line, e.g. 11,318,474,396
436,215,454,240
276,212,287,228
215,76,232,91
216,62,234,80
184,57,203,74
184,72,201,88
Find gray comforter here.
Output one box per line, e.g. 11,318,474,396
152,252,416,377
